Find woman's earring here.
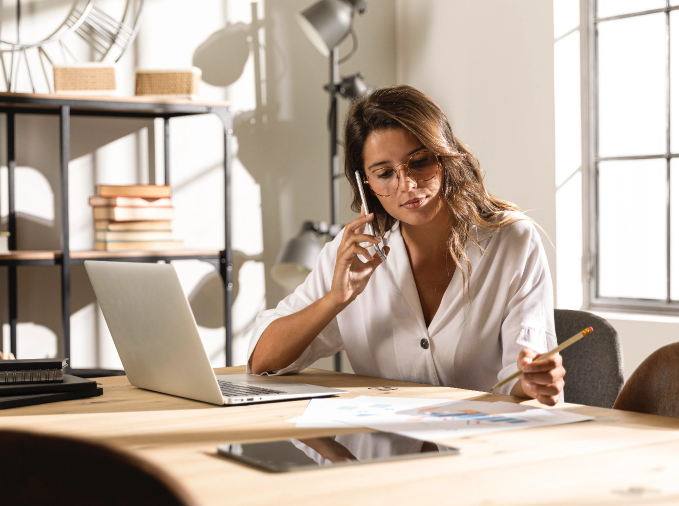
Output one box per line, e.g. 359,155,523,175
443,175,451,196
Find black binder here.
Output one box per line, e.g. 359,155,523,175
0,375,98,396
0,387,103,410
0,358,68,384
0,358,67,371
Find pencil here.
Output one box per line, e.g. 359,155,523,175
491,326,594,391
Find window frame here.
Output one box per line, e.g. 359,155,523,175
588,0,679,314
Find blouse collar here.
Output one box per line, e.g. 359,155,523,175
382,221,497,335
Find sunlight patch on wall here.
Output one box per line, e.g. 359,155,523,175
554,31,582,187
0,167,55,223
70,303,99,368
554,0,584,309
232,260,266,366
15,323,57,359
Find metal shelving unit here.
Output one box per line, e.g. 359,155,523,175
0,92,234,374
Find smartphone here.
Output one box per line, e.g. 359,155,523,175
354,170,387,261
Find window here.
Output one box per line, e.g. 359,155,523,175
590,1,679,313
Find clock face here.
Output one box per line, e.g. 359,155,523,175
0,0,143,93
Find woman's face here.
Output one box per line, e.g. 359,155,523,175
362,128,445,227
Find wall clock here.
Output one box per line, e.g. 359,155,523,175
0,0,144,93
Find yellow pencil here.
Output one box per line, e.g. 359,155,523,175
491,327,594,391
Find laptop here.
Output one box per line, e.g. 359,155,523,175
84,261,346,405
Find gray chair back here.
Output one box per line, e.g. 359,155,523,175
554,309,624,408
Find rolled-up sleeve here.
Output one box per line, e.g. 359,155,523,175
246,234,344,376
496,222,558,397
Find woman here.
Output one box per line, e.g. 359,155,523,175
248,85,564,406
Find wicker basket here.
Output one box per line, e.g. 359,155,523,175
53,64,117,94
135,68,202,98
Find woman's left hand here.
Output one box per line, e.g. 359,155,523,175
514,348,565,406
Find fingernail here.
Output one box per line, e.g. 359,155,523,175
523,365,531,373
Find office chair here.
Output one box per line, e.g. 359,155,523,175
554,309,624,408
0,429,197,506
613,342,679,418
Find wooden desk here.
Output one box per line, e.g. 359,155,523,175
1,367,678,506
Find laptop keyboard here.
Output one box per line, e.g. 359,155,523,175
217,380,286,398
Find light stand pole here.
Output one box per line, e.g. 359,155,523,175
329,46,341,232
292,0,369,373
328,46,342,372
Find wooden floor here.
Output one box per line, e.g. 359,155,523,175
1,366,678,506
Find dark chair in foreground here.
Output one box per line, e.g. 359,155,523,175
554,309,624,408
614,342,679,418
0,430,197,506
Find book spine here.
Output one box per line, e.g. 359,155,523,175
95,185,172,199
0,369,64,384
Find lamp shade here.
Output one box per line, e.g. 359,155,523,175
296,0,354,56
338,73,367,99
271,222,323,291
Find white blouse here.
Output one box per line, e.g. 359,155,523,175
247,212,557,396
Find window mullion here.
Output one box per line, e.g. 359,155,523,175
667,3,672,303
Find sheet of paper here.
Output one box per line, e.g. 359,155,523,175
285,397,360,428
286,396,451,428
334,399,593,441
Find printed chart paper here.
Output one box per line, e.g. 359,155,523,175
288,396,593,440
334,399,593,441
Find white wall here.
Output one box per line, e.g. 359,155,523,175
395,0,557,277
0,0,396,372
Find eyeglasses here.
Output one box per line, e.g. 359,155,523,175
364,150,440,197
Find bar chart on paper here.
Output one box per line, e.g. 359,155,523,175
349,400,594,440
287,397,593,440
420,408,531,425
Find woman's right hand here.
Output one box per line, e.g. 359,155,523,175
251,212,388,375
328,212,389,309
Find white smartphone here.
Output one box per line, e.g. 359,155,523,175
354,170,387,262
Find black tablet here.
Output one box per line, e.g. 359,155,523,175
217,432,459,472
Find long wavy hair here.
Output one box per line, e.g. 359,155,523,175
344,85,521,290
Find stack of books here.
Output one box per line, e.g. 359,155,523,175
0,358,102,409
90,185,183,251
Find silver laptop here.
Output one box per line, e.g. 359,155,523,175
84,260,346,405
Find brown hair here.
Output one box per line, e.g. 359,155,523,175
343,84,521,290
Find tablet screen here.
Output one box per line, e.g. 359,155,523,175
217,432,459,472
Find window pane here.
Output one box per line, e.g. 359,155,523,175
598,14,667,157
671,160,679,300
598,1,665,18
671,12,679,152
599,159,667,300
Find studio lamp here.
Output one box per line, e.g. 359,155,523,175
272,0,369,296
337,72,368,99
271,222,328,291
270,0,369,371
297,0,367,56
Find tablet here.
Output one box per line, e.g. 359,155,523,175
217,432,459,472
